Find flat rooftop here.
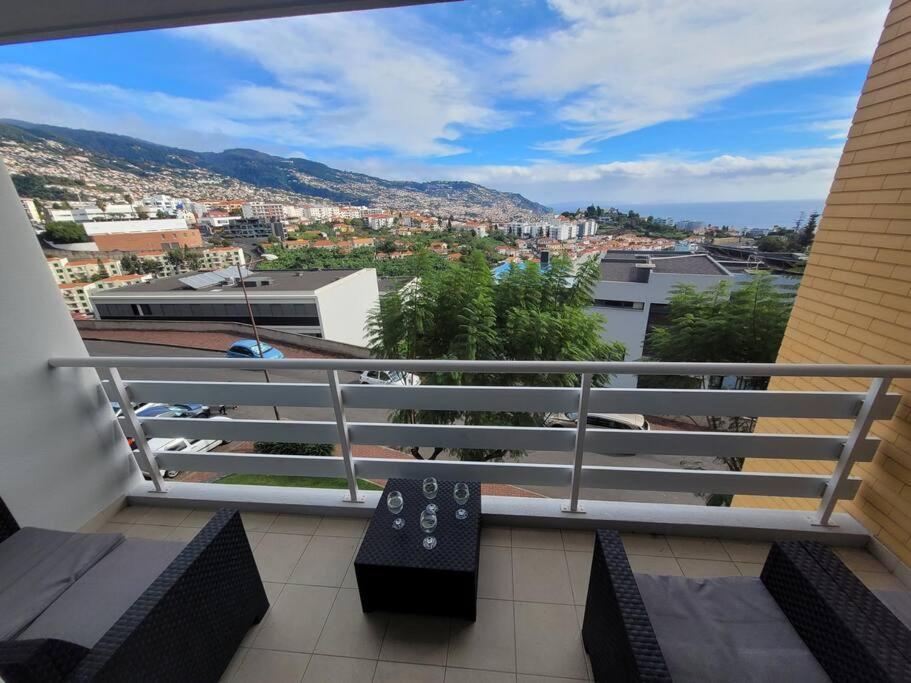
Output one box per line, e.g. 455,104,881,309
599,254,729,282
93,269,361,296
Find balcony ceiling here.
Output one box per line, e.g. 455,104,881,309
0,0,457,46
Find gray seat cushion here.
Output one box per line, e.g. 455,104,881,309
635,574,831,683
0,527,124,641
19,538,186,648
875,589,911,630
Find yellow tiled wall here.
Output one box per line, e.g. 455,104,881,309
737,0,911,567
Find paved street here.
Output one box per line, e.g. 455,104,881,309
87,339,717,504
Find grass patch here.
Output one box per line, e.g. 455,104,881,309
214,474,382,490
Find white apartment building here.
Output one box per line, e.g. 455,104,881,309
366,213,395,230
592,253,732,387
140,194,190,216
576,219,598,238
338,206,367,220
58,274,153,315
303,205,336,222
132,246,246,277
241,202,285,222
46,256,124,284
82,218,191,237
19,198,40,223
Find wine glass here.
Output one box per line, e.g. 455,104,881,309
454,482,469,520
387,490,405,530
422,477,439,514
420,509,438,549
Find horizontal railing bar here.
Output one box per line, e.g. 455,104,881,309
150,451,859,498
123,380,900,419
139,417,878,462
49,356,911,378
580,466,861,498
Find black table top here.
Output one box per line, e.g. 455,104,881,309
356,478,481,572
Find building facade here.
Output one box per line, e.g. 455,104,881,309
737,0,911,569
46,256,123,284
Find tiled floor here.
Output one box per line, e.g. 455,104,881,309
103,506,910,683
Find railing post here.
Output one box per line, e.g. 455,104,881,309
563,373,593,513
101,367,167,493
813,376,891,526
327,369,363,503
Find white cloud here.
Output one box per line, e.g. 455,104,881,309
182,13,508,157
507,0,886,153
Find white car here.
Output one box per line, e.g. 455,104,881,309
142,417,231,479
544,412,649,430
359,370,421,386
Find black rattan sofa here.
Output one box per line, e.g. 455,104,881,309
582,529,911,683
0,497,268,682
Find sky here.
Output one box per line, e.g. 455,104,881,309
0,0,890,207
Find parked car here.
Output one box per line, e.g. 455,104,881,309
544,412,650,430
136,403,211,418
142,417,231,479
226,339,285,359
359,370,421,386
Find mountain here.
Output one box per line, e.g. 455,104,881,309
0,120,549,219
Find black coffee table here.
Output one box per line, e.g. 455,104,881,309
354,478,481,621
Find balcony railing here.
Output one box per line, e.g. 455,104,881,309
49,357,910,528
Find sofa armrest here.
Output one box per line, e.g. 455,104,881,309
762,541,911,683
0,496,19,544
581,529,672,682
70,508,269,683
0,638,88,683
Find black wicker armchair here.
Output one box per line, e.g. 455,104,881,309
0,499,268,683
582,529,911,683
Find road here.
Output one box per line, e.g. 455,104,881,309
86,339,718,504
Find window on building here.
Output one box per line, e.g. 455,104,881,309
593,299,645,310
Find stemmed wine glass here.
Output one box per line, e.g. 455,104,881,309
387,490,405,530
422,477,439,514
420,508,438,549
453,482,470,520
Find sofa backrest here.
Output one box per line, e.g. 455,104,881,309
0,498,19,544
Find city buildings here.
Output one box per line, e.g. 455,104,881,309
366,212,395,230
46,255,123,283
218,218,286,240
91,267,379,345
82,219,203,251
58,273,153,314
241,201,287,222
591,253,733,386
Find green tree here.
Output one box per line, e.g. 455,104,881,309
186,251,203,271
166,248,186,268
253,442,334,456
367,252,626,461
120,254,143,274
141,258,164,276
43,221,89,244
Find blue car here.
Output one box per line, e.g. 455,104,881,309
226,339,285,359
136,403,210,419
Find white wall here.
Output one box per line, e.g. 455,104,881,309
0,160,141,529
315,269,379,347
83,218,188,235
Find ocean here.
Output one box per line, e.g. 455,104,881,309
549,199,825,230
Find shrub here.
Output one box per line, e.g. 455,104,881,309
253,441,334,456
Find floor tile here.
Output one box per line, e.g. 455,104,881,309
241,581,285,647
253,584,337,653
380,614,450,666
302,655,377,683
735,562,764,577
246,530,265,550
857,570,907,590
302,655,376,683
110,505,153,524
627,554,682,575
374,661,445,683
836,547,889,573
448,598,516,673
136,506,192,526
270,513,323,535
481,526,511,547
445,668,517,683
123,524,173,540
241,511,279,532
565,551,591,605
290,535,359,587
220,647,247,682
667,536,729,561
253,533,310,582
231,649,310,683
181,509,216,528
315,588,389,659
342,561,358,589
561,530,594,553
316,517,368,538
621,533,673,557
514,602,588,680
721,540,770,564
677,558,741,578
98,522,133,534
511,528,564,550
512,548,574,604
166,526,200,542
517,676,586,682
478,546,513,600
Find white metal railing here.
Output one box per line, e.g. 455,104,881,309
49,357,910,526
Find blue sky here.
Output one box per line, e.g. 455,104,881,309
0,0,890,205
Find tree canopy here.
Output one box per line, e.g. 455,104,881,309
367,251,626,461
43,221,89,244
